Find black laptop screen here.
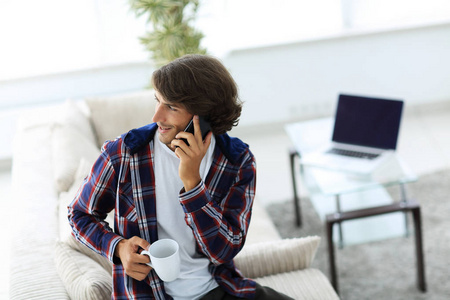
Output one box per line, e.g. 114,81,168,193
332,94,404,150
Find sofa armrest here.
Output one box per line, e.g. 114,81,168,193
233,236,320,279
54,241,112,300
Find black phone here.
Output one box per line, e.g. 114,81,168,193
181,116,211,146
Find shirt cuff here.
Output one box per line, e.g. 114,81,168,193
105,234,125,264
179,180,211,213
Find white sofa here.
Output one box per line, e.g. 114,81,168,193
9,90,339,299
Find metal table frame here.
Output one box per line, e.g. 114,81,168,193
289,148,427,295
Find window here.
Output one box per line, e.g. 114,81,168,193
0,0,147,81
197,0,342,54
2,0,449,82
341,0,450,29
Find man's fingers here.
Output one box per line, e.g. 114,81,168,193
134,251,151,264
123,253,152,281
193,115,201,141
175,132,197,150
128,236,150,252
135,237,151,251
133,255,153,278
171,137,189,150
203,131,212,148
127,265,152,281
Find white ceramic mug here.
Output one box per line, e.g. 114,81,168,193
141,239,180,282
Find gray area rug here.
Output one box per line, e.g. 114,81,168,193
266,169,450,300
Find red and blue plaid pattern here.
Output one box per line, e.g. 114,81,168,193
69,123,257,299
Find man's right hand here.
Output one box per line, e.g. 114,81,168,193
114,236,152,281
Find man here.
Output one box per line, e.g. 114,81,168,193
68,54,292,299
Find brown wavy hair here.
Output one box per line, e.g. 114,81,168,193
151,54,242,135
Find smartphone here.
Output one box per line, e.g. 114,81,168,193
181,116,211,146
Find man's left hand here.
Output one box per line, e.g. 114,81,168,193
171,115,212,191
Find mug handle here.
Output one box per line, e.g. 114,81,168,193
140,250,154,268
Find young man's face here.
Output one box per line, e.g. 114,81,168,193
152,90,193,150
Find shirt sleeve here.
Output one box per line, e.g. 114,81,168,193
68,141,124,263
179,150,256,265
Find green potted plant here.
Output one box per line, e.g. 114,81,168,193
129,0,207,67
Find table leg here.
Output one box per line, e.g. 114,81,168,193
325,201,426,295
412,206,427,291
326,219,339,293
289,148,302,227
335,194,344,248
400,183,410,237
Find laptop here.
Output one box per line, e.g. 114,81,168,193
300,94,404,175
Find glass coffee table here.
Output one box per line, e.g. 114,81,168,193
285,119,426,294
285,118,416,239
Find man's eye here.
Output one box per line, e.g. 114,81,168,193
168,105,177,111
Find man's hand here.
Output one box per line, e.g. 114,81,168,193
114,236,152,281
171,115,212,191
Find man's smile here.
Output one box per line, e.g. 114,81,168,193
158,124,173,134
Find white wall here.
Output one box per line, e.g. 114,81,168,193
2,21,450,162
224,22,450,127
0,62,153,109
0,62,154,163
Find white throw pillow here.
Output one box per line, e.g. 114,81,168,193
233,236,321,279
51,99,100,193
57,99,97,143
54,241,112,300
58,158,94,242
85,90,156,147
254,269,340,300
65,235,113,275
51,124,100,193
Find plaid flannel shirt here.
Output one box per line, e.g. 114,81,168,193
68,123,257,299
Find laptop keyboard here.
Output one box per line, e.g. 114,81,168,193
327,148,380,160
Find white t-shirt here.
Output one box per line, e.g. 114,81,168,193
153,132,218,300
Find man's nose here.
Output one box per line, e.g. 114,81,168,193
152,104,164,123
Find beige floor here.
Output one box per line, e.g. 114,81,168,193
1,105,450,297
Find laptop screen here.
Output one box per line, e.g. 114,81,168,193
332,94,404,150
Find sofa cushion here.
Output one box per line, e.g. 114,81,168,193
57,99,97,142
58,158,89,242
234,236,320,279
85,90,156,147
58,158,97,242
245,200,281,245
52,125,100,192
54,241,112,300
10,117,70,299
255,269,339,300
51,100,100,193
65,235,113,275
